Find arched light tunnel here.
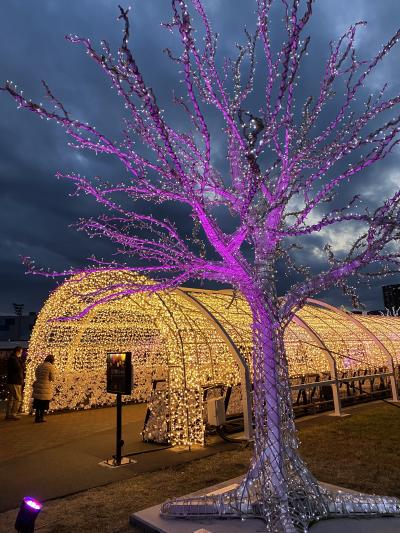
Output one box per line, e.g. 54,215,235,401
25,271,400,446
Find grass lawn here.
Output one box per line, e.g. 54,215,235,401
299,402,400,497
0,402,398,532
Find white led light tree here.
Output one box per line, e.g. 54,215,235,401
3,1,400,530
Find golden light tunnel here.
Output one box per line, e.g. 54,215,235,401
25,271,400,445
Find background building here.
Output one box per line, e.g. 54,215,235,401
383,284,400,312
0,311,37,341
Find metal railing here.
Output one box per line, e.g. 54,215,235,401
290,366,398,416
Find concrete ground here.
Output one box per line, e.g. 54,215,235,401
0,403,237,513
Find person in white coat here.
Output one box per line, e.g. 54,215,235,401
32,354,56,423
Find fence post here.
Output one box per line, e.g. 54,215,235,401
240,367,253,440
327,358,344,416
388,357,399,403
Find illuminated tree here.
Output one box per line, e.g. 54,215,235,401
3,1,400,530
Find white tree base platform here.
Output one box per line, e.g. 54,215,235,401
130,477,400,532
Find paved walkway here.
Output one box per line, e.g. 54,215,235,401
0,404,238,513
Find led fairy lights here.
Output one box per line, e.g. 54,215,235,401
5,0,400,528
297,306,385,371
24,271,168,412
25,272,245,446
26,271,400,448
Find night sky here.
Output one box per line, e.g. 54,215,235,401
1,0,400,315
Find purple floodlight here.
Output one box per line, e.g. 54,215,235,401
15,496,42,532
23,497,42,511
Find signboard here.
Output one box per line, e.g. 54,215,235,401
106,352,132,394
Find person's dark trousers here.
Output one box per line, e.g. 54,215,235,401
35,409,44,423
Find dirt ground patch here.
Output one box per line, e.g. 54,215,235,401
0,402,398,532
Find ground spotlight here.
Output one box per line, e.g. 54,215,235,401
15,497,42,532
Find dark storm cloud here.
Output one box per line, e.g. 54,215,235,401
1,0,399,313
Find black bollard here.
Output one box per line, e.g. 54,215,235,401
114,392,123,466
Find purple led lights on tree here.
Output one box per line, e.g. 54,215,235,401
3,1,400,530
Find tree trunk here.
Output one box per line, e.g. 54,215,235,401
234,295,326,531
